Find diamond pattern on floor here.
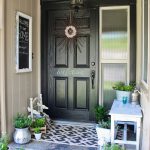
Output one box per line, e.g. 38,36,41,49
40,124,98,148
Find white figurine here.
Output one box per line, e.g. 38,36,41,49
37,102,48,110
27,107,40,115
28,94,48,119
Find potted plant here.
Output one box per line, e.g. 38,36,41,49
96,119,111,146
0,134,9,150
31,117,45,128
13,113,32,144
112,82,135,102
94,105,111,147
34,127,42,140
95,105,108,123
30,117,46,134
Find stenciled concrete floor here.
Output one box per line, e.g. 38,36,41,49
9,140,97,150
9,141,136,150
9,121,136,150
9,121,98,150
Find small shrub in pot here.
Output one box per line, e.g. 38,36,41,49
94,105,111,146
34,127,42,140
94,105,108,123
13,113,32,144
112,82,135,102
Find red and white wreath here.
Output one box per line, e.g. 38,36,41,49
65,25,77,38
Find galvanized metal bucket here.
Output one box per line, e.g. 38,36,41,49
13,127,31,144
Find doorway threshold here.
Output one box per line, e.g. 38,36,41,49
53,119,96,128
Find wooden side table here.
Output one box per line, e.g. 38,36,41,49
109,100,142,150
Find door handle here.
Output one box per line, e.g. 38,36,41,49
91,70,95,89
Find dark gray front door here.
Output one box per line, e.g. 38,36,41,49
44,9,98,122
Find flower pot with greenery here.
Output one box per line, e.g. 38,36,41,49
96,120,111,146
112,82,135,103
30,117,46,134
94,105,111,147
13,113,32,144
34,127,42,140
0,134,9,150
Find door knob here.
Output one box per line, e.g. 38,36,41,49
91,70,95,89
91,62,95,66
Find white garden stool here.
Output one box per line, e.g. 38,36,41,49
109,100,142,150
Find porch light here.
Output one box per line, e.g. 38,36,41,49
70,0,84,12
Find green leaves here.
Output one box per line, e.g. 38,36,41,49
0,134,9,150
98,119,111,129
94,105,108,123
13,113,32,128
104,143,124,150
94,105,111,129
112,82,135,91
31,118,46,128
34,127,41,134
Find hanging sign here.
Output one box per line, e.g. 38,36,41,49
16,11,32,73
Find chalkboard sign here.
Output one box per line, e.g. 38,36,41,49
16,12,32,73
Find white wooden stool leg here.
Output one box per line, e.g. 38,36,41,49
136,119,141,150
134,122,137,134
123,123,127,141
111,116,115,144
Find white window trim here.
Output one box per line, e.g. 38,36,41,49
99,6,130,105
141,0,149,89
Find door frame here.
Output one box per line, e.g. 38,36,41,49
0,0,6,135
41,1,99,121
41,0,136,120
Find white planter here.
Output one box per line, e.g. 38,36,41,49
96,125,111,146
34,133,42,140
13,127,31,144
116,90,131,102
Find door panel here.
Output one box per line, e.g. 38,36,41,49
55,37,68,67
55,77,68,108
45,9,98,122
74,77,89,109
75,36,90,68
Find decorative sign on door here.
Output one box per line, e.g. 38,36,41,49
16,11,32,73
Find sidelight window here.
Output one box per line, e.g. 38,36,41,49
99,6,130,108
